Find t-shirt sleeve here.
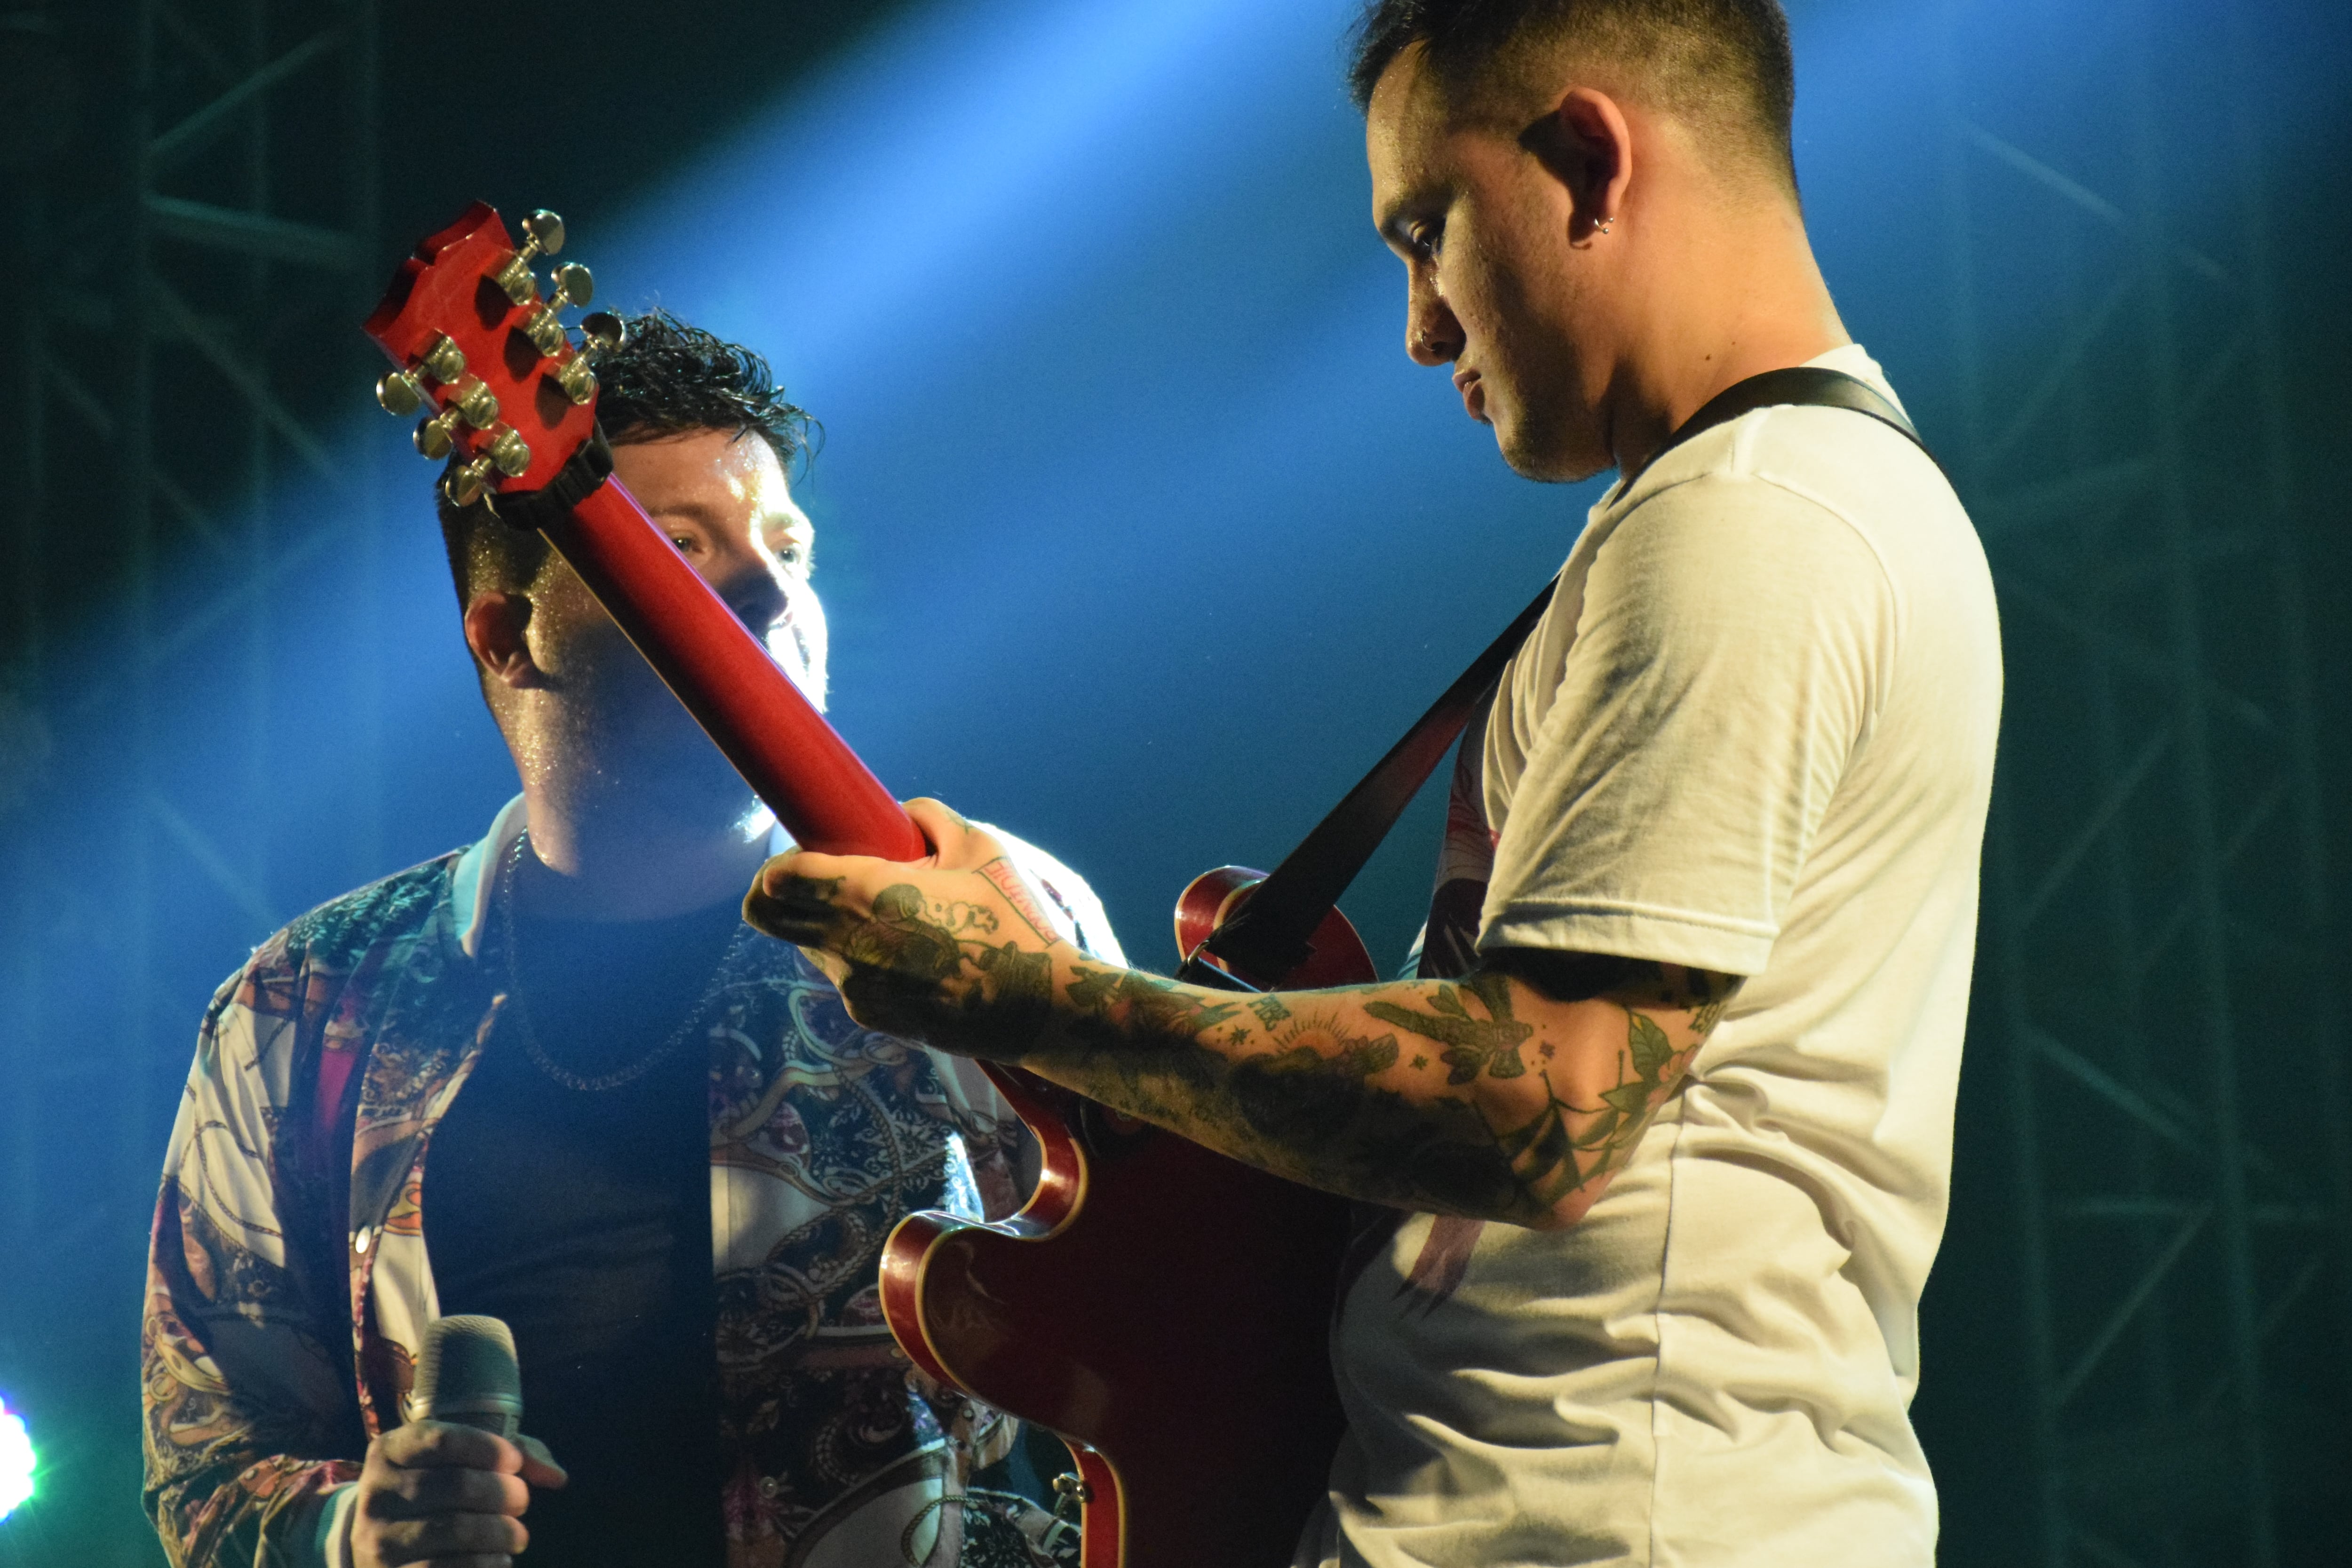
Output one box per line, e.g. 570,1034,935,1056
1478,473,1893,976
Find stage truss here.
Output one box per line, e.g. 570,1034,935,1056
0,3,381,1560
1941,0,2348,1563
0,1,2342,1564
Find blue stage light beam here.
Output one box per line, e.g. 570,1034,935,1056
92,0,1565,964
7,6,2349,1562
557,0,1580,960
52,0,2347,977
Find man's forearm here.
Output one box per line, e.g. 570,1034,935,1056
1017,956,1713,1228
748,828,1734,1229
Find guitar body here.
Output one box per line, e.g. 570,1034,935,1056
883,870,1376,1568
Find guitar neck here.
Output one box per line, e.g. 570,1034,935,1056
541,477,929,863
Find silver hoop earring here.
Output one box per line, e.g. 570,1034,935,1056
1595,217,1614,236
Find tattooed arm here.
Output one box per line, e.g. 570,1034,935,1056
745,800,1739,1231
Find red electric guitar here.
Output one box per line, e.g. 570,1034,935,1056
364,204,1367,1568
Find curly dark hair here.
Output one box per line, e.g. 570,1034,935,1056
1345,0,1797,195
435,309,817,604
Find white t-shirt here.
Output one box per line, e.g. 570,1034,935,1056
1306,346,2002,1568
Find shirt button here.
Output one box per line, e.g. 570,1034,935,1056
354,1231,371,1253
757,1476,779,1499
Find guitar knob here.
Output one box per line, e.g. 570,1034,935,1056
375,371,423,418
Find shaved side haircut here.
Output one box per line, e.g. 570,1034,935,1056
1347,0,1799,196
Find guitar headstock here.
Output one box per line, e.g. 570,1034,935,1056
362,202,625,508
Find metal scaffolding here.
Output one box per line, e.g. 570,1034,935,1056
0,2,380,1558
1942,0,2348,1563
0,0,2341,1563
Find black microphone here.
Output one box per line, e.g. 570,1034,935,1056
408,1314,524,1440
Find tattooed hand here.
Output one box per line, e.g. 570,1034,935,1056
741,798,1069,1062
746,801,1742,1229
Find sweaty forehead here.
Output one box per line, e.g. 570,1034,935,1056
715,436,814,553
613,427,775,501
612,428,810,543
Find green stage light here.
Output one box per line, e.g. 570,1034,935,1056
0,1398,32,1521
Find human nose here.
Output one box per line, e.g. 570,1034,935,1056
1406,268,1463,366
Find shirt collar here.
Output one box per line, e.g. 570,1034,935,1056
1592,342,1899,517
451,795,530,960
449,794,795,959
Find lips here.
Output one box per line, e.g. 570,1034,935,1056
1453,368,1489,425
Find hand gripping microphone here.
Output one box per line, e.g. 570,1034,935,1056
408,1315,524,1440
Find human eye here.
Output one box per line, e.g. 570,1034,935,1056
767,521,814,574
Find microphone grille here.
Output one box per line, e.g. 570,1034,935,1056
409,1314,523,1438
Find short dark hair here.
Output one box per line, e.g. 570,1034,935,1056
1345,0,1797,192
435,309,816,604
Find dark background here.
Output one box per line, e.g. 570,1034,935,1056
0,0,2345,1562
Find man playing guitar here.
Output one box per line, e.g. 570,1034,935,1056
745,3,2001,1566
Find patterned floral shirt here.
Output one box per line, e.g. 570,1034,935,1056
142,799,1121,1568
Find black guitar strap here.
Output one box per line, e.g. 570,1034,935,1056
1183,366,1934,987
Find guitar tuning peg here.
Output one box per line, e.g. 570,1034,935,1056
494,211,571,307
523,306,570,358
493,252,540,309
549,262,593,309
419,335,465,383
579,311,626,354
556,358,596,406
518,265,593,359
444,456,498,508
450,376,500,429
375,371,424,417
415,409,459,461
485,425,532,477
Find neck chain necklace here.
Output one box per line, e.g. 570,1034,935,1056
496,832,747,1093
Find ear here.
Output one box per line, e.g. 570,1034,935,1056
462,591,543,690
1520,86,1634,244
